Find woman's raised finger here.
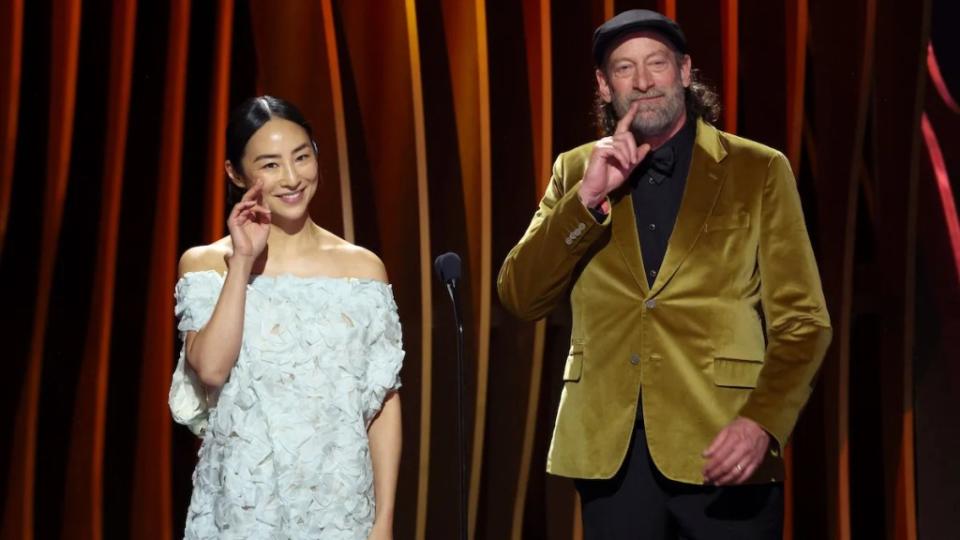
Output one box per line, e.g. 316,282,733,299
241,179,263,203
250,204,271,223
229,200,257,220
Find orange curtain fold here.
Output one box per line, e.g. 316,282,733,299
2,0,83,537
203,0,233,243
0,0,24,256
130,1,191,538
399,1,435,538
0,3,948,539
336,2,429,538
720,0,738,133
60,1,138,538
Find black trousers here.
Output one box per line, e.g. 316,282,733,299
575,420,783,540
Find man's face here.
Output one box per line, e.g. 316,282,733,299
596,31,692,137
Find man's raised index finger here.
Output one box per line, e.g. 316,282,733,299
615,100,640,134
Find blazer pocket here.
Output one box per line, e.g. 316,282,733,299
704,211,750,232
563,343,584,382
713,357,763,388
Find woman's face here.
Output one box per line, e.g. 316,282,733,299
230,117,319,221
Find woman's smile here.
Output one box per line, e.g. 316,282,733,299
276,186,306,205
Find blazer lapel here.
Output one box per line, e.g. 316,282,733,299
611,186,650,298
648,119,727,296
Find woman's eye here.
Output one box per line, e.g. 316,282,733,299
296,153,310,161
263,162,279,169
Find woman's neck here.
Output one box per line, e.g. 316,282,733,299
266,216,322,258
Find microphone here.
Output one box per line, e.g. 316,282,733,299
434,251,461,286
434,251,467,540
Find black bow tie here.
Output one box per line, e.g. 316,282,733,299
644,145,676,185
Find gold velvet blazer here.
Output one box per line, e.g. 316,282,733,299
497,119,832,484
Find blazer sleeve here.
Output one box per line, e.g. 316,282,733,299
738,152,833,449
497,152,611,321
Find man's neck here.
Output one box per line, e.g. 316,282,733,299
636,111,689,150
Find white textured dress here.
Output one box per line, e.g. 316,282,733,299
168,270,404,539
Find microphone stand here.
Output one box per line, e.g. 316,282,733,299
444,278,468,540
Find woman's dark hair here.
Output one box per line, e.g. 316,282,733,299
593,53,721,136
225,95,318,202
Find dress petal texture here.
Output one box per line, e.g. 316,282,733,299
169,271,404,539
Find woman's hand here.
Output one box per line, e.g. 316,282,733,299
367,521,392,540
227,180,271,263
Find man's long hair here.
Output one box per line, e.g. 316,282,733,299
593,55,721,136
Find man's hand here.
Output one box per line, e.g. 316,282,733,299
702,417,771,485
579,100,651,210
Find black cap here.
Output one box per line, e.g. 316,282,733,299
592,9,687,67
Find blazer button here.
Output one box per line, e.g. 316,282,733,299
629,353,640,365
645,299,657,309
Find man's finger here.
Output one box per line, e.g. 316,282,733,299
635,142,652,162
728,461,758,485
703,447,733,479
612,131,638,154
607,145,631,172
614,100,640,134
714,453,755,485
611,138,637,169
703,436,741,479
705,447,745,483
595,146,629,171
704,428,730,457
713,466,743,486
713,444,749,475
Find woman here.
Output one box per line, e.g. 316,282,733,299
169,96,402,539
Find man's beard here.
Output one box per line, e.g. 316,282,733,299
612,80,685,137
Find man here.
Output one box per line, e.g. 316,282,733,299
497,9,832,539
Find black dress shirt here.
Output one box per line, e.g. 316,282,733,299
630,116,697,287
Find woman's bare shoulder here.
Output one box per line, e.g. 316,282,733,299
319,232,388,283
178,237,232,278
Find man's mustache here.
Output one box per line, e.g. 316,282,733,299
628,92,665,102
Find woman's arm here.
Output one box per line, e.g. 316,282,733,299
181,253,254,387
183,182,270,387
367,391,401,538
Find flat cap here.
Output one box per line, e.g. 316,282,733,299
593,9,687,66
